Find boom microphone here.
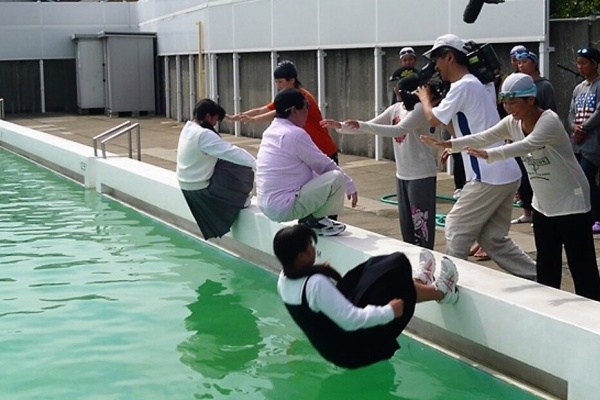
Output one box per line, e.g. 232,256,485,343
463,0,505,24
463,0,485,24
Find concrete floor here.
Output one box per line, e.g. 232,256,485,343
7,112,593,295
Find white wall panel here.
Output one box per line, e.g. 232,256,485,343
272,0,319,49
318,0,377,47
0,3,136,61
376,0,451,45
233,0,272,50
206,5,233,53
0,0,546,59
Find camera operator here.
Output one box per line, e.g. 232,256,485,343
417,34,536,280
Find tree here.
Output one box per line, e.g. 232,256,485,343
551,0,600,18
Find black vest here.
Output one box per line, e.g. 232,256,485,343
284,252,416,369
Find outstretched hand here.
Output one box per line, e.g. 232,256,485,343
420,135,451,148
465,147,489,160
348,191,359,208
320,119,342,130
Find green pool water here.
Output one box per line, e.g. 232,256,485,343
0,148,543,400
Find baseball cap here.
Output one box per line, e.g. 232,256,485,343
509,45,527,57
499,73,537,100
423,34,466,58
515,51,538,64
399,47,416,60
274,88,306,118
389,66,418,82
274,60,298,80
576,47,600,63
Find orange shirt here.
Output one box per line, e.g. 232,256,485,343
267,88,338,157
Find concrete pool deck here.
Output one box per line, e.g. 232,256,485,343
6,112,595,295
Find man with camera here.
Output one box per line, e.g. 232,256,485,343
417,34,536,280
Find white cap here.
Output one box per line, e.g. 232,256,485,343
399,47,416,60
501,73,537,97
423,34,466,58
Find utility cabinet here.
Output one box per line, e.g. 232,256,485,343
72,34,105,112
72,31,157,116
99,31,157,116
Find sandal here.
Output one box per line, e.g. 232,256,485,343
469,243,480,257
473,248,490,261
511,215,533,224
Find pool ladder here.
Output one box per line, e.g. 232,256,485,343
0,98,4,120
92,121,142,161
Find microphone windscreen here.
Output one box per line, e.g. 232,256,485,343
463,0,485,23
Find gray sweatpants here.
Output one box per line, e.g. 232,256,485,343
396,176,436,250
445,179,536,280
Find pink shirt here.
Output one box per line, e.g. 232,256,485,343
256,118,356,220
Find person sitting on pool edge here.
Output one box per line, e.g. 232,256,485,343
274,224,459,369
256,88,358,236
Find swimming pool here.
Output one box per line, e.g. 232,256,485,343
0,147,544,399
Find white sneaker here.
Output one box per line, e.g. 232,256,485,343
434,257,459,304
415,249,436,285
301,216,346,236
452,188,462,199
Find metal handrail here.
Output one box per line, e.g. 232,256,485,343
100,123,142,161
0,98,4,120
93,121,131,156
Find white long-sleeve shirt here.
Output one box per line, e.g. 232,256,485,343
176,121,256,191
277,272,394,331
337,102,437,180
451,110,590,217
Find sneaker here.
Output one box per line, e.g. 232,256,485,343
415,249,436,285
593,221,600,235
452,188,462,199
434,257,459,304
511,214,533,224
299,216,346,236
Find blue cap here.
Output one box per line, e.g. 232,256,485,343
516,51,538,64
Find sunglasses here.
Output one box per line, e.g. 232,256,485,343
498,87,537,100
284,100,310,113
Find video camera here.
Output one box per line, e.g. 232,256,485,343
463,41,501,85
416,62,450,100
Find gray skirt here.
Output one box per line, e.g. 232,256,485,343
182,160,254,239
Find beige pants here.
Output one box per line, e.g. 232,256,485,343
281,170,346,222
445,179,536,280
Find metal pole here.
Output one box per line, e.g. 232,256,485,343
39,60,46,113
270,51,278,99
164,56,171,119
373,47,384,161
232,52,241,137
189,55,195,118
317,49,327,118
209,53,218,101
176,55,182,122
136,124,142,161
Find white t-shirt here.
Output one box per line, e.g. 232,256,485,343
451,110,590,217
277,272,394,331
433,74,521,185
337,102,437,181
